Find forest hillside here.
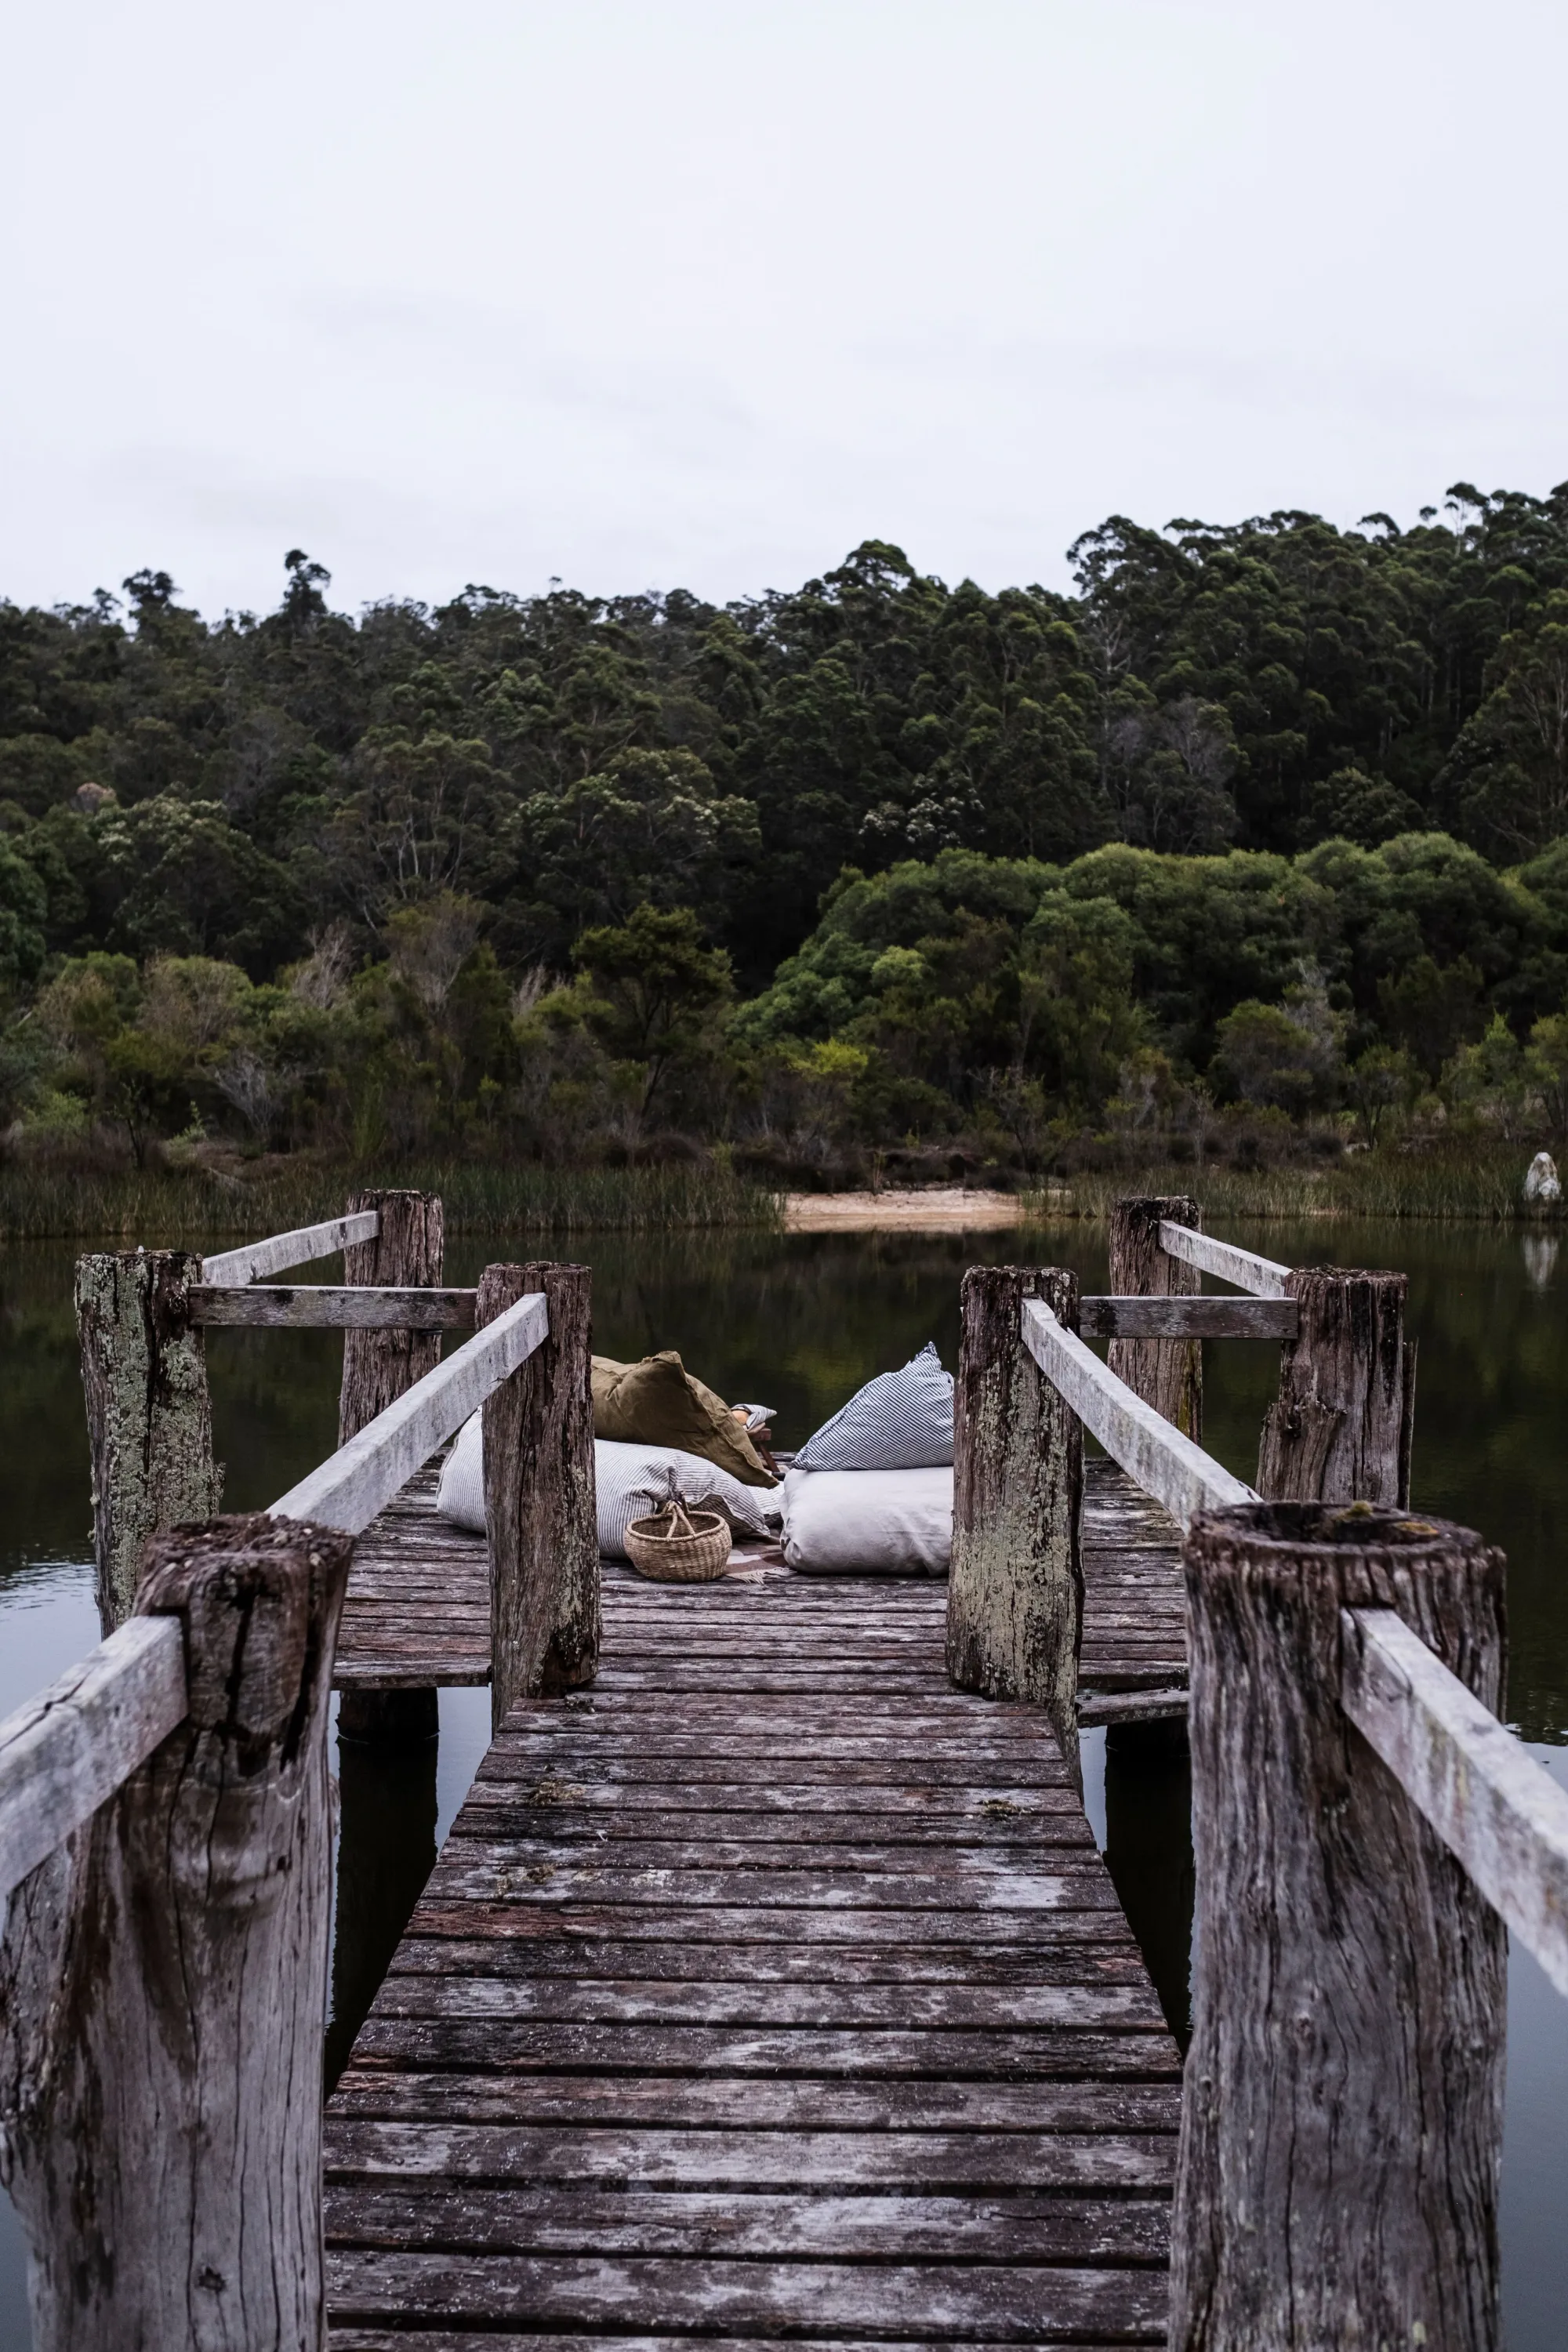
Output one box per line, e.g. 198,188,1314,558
5,487,1568,1188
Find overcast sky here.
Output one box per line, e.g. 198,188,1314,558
5,0,1566,619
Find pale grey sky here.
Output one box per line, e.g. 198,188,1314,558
4,0,1566,617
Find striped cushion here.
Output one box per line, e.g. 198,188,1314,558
794,1342,954,1471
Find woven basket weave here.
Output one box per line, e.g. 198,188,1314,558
624,1503,731,1583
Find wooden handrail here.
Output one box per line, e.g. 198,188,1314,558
267,1289,548,1534
1342,1604,1568,1997
1079,1294,1298,1339
0,1617,187,1904
200,1209,380,1287
1158,1219,1292,1298
190,1284,477,1330
1021,1297,1257,1526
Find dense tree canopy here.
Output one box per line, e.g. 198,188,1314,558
5,488,1568,1171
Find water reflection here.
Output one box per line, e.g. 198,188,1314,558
1523,1233,1559,1292
328,1726,438,2089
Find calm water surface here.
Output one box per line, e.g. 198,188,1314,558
0,1221,1562,2347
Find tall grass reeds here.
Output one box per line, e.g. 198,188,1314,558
0,1159,783,1244
1037,1144,1547,1224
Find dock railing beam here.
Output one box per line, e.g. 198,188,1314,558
1155,1213,1416,1506
946,1265,1083,1778
479,1260,599,1729
337,1189,445,1744
1171,1499,1506,2352
0,1512,352,2352
1109,1194,1203,1443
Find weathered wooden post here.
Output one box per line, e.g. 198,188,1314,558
1257,1266,1416,1504
0,1512,353,2351
338,1187,445,1437
477,1260,598,1730
1171,1501,1507,2352
339,1188,444,1742
1107,1193,1202,1441
74,1248,223,1632
946,1265,1083,1777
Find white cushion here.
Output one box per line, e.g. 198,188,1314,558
436,1417,782,1560
781,1464,952,1577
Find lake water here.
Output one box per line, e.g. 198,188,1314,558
0,1219,1563,2347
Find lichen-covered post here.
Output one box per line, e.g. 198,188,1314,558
477,1260,598,1730
1107,1192,1202,1441
946,1265,1083,1777
1171,1501,1506,2352
1257,1266,1414,1504
74,1249,223,1632
338,1189,444,1743
0,1512,353,2352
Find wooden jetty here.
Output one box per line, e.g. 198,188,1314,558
336,1454,1187,1716
325,1557,1181,2345
2,1187,1566,2351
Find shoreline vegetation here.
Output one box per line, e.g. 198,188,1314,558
0,1144,1555,1243
8,511,1568,1221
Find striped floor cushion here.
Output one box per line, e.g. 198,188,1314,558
794,1341,954,1471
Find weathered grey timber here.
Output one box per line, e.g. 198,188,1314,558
1256,1265,1414,1504
339,1189,446,1444
1021,1298,1256,1528
0,1512,353,2352
1109,1196,1202,1440
1156,1220,1291,1297
1343,1602,1568,1996
1171,1502,1507,2352
1078,1294,1297,1339
201,1207,379,1286
324,1556,1181,2343
946,1266,1082,1774
74,1248,223,1630
328,1454,1186,1719
1077,1685,1189,1726
191,1283,478,1329
267,1290,546,1534
0,1614,184,1904
480,1261,599,1728
336,1460,491,1687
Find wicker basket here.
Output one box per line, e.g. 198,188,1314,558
624,1502,732,1583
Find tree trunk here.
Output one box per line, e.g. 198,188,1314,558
478,1261,599,1730
337,1189,445,1444
946,1265,1083,1780
1257,1266,1413,1504
339,1190,443,1740
1171,1501,1507,2352
1106,1193,1201,1442
0,1512,353,2352
75,1250,222,1633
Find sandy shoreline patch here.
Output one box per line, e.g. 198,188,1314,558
782,1186,1066,1232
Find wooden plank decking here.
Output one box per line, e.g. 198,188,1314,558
335,1457,1188,1707
325,1554,1184,2347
